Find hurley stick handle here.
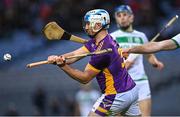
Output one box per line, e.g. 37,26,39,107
27,48,112,68
70,35,88,44
26,61,49,68
151,15,178,42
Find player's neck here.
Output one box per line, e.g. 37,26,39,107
94,30,108,45
121,25,133,32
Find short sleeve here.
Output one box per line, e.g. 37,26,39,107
172,33,180,48
142,33,149,44
88,53,111,71
81,46,90,52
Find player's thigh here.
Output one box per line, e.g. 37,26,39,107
123,86,141,116
125,98,141,116
91,87,140,116
91,94,116,116
136,81,151,101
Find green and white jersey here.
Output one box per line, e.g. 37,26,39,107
111,29,148,81
172,33,180,48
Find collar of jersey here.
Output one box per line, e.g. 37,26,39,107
92,34,108,46
119,29,134,33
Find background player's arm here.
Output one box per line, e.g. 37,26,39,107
128,40,177,54
160,40,178,50
60,64,99,84
145,54,164,70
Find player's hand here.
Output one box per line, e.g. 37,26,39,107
48,55,66,67
55,55,66,67
152,61,164,70
47,55,59,64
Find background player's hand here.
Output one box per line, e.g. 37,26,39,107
152,60,164,70
122,48,130,59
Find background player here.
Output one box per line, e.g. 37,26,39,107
124,33,180,54
110,5,164,116
47,9,140,116
74,83,100,116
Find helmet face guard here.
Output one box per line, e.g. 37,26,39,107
83,9,110,38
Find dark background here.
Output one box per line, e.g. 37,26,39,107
0,0,180,116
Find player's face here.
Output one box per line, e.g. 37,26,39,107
84,22,101,36
84,22,94,36
115,12,134,28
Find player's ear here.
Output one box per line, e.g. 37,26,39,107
129,14,134,23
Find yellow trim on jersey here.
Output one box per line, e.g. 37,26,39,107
81,46,90,53
118,48,125,68
97,106,108,113
86,63,101,73
104,68,117,94
118,48,123,56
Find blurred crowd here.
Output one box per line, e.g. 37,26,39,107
0,0,179,39
3,84,100,116
4,86,75,116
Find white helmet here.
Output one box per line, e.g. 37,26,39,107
83,9,110,31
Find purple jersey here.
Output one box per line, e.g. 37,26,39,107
82,34,135,94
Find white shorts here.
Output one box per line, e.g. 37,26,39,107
91,86,141,116
136,80,151,101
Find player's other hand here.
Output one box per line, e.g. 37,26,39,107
56,56,66,67
152,61,164,70
48,55,66,66
122,48,130,59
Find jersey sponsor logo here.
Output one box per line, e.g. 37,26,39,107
116,36,143,44
134,37,142,43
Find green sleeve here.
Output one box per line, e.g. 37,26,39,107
171,39,180,48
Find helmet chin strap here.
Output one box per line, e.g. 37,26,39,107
88,24,109,38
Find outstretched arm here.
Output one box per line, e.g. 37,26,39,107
145,54,164,70
127,40,177,54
